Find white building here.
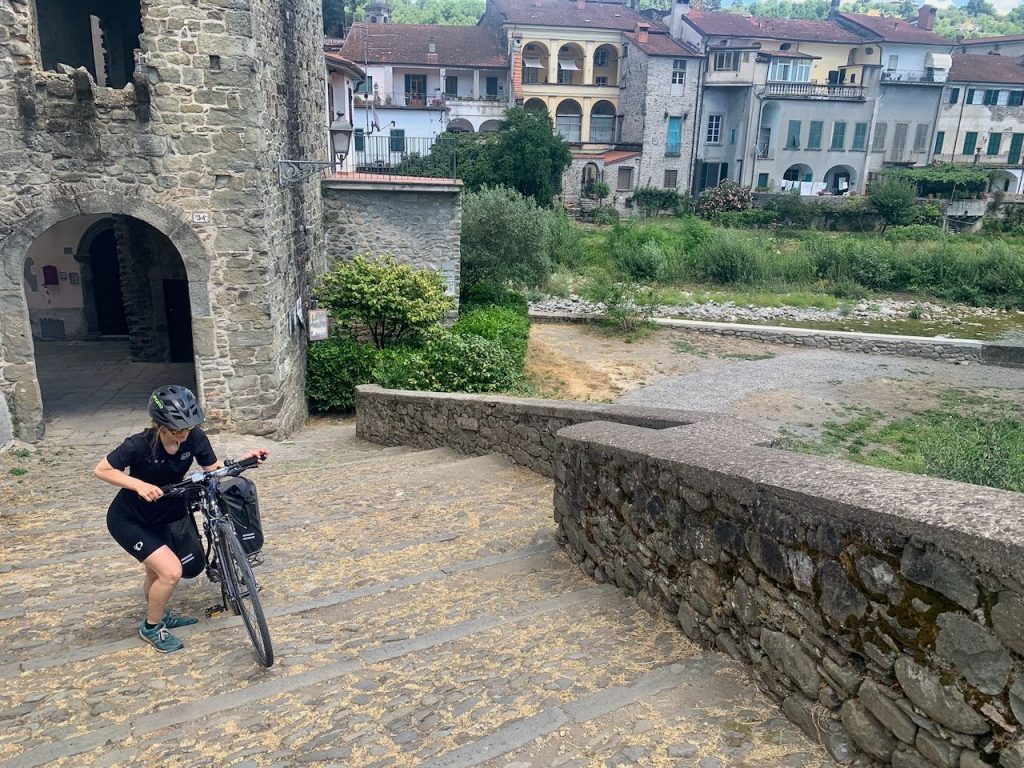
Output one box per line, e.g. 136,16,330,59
934,54,1024,194
330,20,511,168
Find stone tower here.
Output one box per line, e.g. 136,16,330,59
366,0,392,24
0,0,328,441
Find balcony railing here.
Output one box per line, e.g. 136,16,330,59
756,143,771,159
665,143,682,157
764,82,865,100
881,69,938,84
326,135,458,182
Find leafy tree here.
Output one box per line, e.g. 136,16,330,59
965,0,995,17
391,0,485,24
314,256,455,348
868,175,916,232
487,108,573,207
460,186,552,294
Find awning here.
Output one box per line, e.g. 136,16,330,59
523,56,544,68
926,52,952,70
558,56,579,71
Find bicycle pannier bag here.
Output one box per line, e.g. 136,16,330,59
217,476,264,555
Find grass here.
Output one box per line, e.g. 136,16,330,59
788,394,1024,492
720,352,777,361
9,467,28,476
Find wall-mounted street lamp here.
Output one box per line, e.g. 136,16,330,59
277,116,355,186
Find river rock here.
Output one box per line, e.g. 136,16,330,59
916,730,961,768
1010,679,1024,726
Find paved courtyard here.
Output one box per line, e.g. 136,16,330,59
0,413,832,767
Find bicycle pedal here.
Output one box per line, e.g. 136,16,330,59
205,605,225,618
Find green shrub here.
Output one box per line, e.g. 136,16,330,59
461,283,529,314
373,330,519,393
762,195,818,228
305,337,378,412
453,305,530,366
911,202,944,226
632,187,687,217
314,256,454,349
868,175,916,231
691,229,765,285
675,216,714,255
885,224,944,242
695,181,753,218
546,208,587,268
545,266,573,298
592,205,620,225
713,209,779,229
607,222,673,281
461,186,551,296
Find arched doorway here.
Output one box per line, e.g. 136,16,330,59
556,43,584,86
1,195,211,442
582,162,601,197
523,98,548,113
783,164,813,183
87,226,129,335
757,102,781,158
824,165,857,195
592,44,619,86
446,118,474,133
479,119,502,133
521,42,550,85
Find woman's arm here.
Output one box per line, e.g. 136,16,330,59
93,458,164,502
201,448,269,473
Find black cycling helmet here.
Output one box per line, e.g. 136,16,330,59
149,385,205,430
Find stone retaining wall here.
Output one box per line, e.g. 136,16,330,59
530,313,998,366
357,385,1024,767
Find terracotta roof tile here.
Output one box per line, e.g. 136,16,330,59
957,35,1024,46
339,23,508,68
684,11,865,44
949,53,1024,85
324,52,366,76
837,12,950,45
623,30,700,57
490,0,660,32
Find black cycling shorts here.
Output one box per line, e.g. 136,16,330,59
106,506,205,579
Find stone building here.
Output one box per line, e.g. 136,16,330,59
0,0,328,442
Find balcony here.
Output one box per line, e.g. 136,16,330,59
764,82,865,101
881,69,942,85
355,92,449,110
665,143,682,158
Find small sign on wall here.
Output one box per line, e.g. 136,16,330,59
192,211,212,224
440,260,457,297
308,309,329,341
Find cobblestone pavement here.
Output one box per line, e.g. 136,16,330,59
0,421,832,768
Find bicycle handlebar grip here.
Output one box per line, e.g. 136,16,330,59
238,455,261,469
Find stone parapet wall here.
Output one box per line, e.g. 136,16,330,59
531,313,994,365
356,385,1024,767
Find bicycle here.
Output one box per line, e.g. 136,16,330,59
161,456,274,667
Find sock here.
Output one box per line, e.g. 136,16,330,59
144,621,158,630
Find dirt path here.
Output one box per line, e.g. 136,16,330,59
527,323,1024,437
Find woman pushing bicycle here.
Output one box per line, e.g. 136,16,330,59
94,385,268,653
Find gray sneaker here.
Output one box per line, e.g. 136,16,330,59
139,621,184,653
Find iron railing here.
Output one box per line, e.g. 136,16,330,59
881,69,939,84
329,134,459,182
765,82,865,100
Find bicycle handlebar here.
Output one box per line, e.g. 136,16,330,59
160,456,261,495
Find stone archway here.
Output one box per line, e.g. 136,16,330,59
0,189,213,442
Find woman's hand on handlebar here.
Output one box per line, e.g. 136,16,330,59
238,448,269,465
135,482,164,502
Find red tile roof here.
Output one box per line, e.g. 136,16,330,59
757,48,819,59
339,23,508,68
956,35,1024,46
623,30,700,57
949,53,1024,85
324,52,366,77
683,11,864,44
490,0,659,32
837,12,950,45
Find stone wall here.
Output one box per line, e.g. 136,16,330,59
356,385,1024,767
0,0,326,440
321,182,462,278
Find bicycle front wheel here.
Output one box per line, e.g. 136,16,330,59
217,528,274,667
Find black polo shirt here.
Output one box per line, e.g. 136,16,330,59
106,427,217,524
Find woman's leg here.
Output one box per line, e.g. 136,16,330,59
142,546,183,625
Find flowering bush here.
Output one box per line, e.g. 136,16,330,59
695,181,754,218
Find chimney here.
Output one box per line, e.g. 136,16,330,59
918,4,936,31
576,0,585,9
676,0,690,17
635,22,650,43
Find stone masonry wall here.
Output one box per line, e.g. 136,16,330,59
0,0,325,441
321,185,462,276
356,385,1024,767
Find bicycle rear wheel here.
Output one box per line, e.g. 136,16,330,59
217,526,274,667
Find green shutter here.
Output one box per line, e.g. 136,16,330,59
808,121,823,150
1010,134,1024,165
988,132,1003,156
390,129,405,153
963,132,977,155
933,131,944,155
786,120,801,149
948,87,959,104
757,172,769,188
830,121,846,150
852,123,868,150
